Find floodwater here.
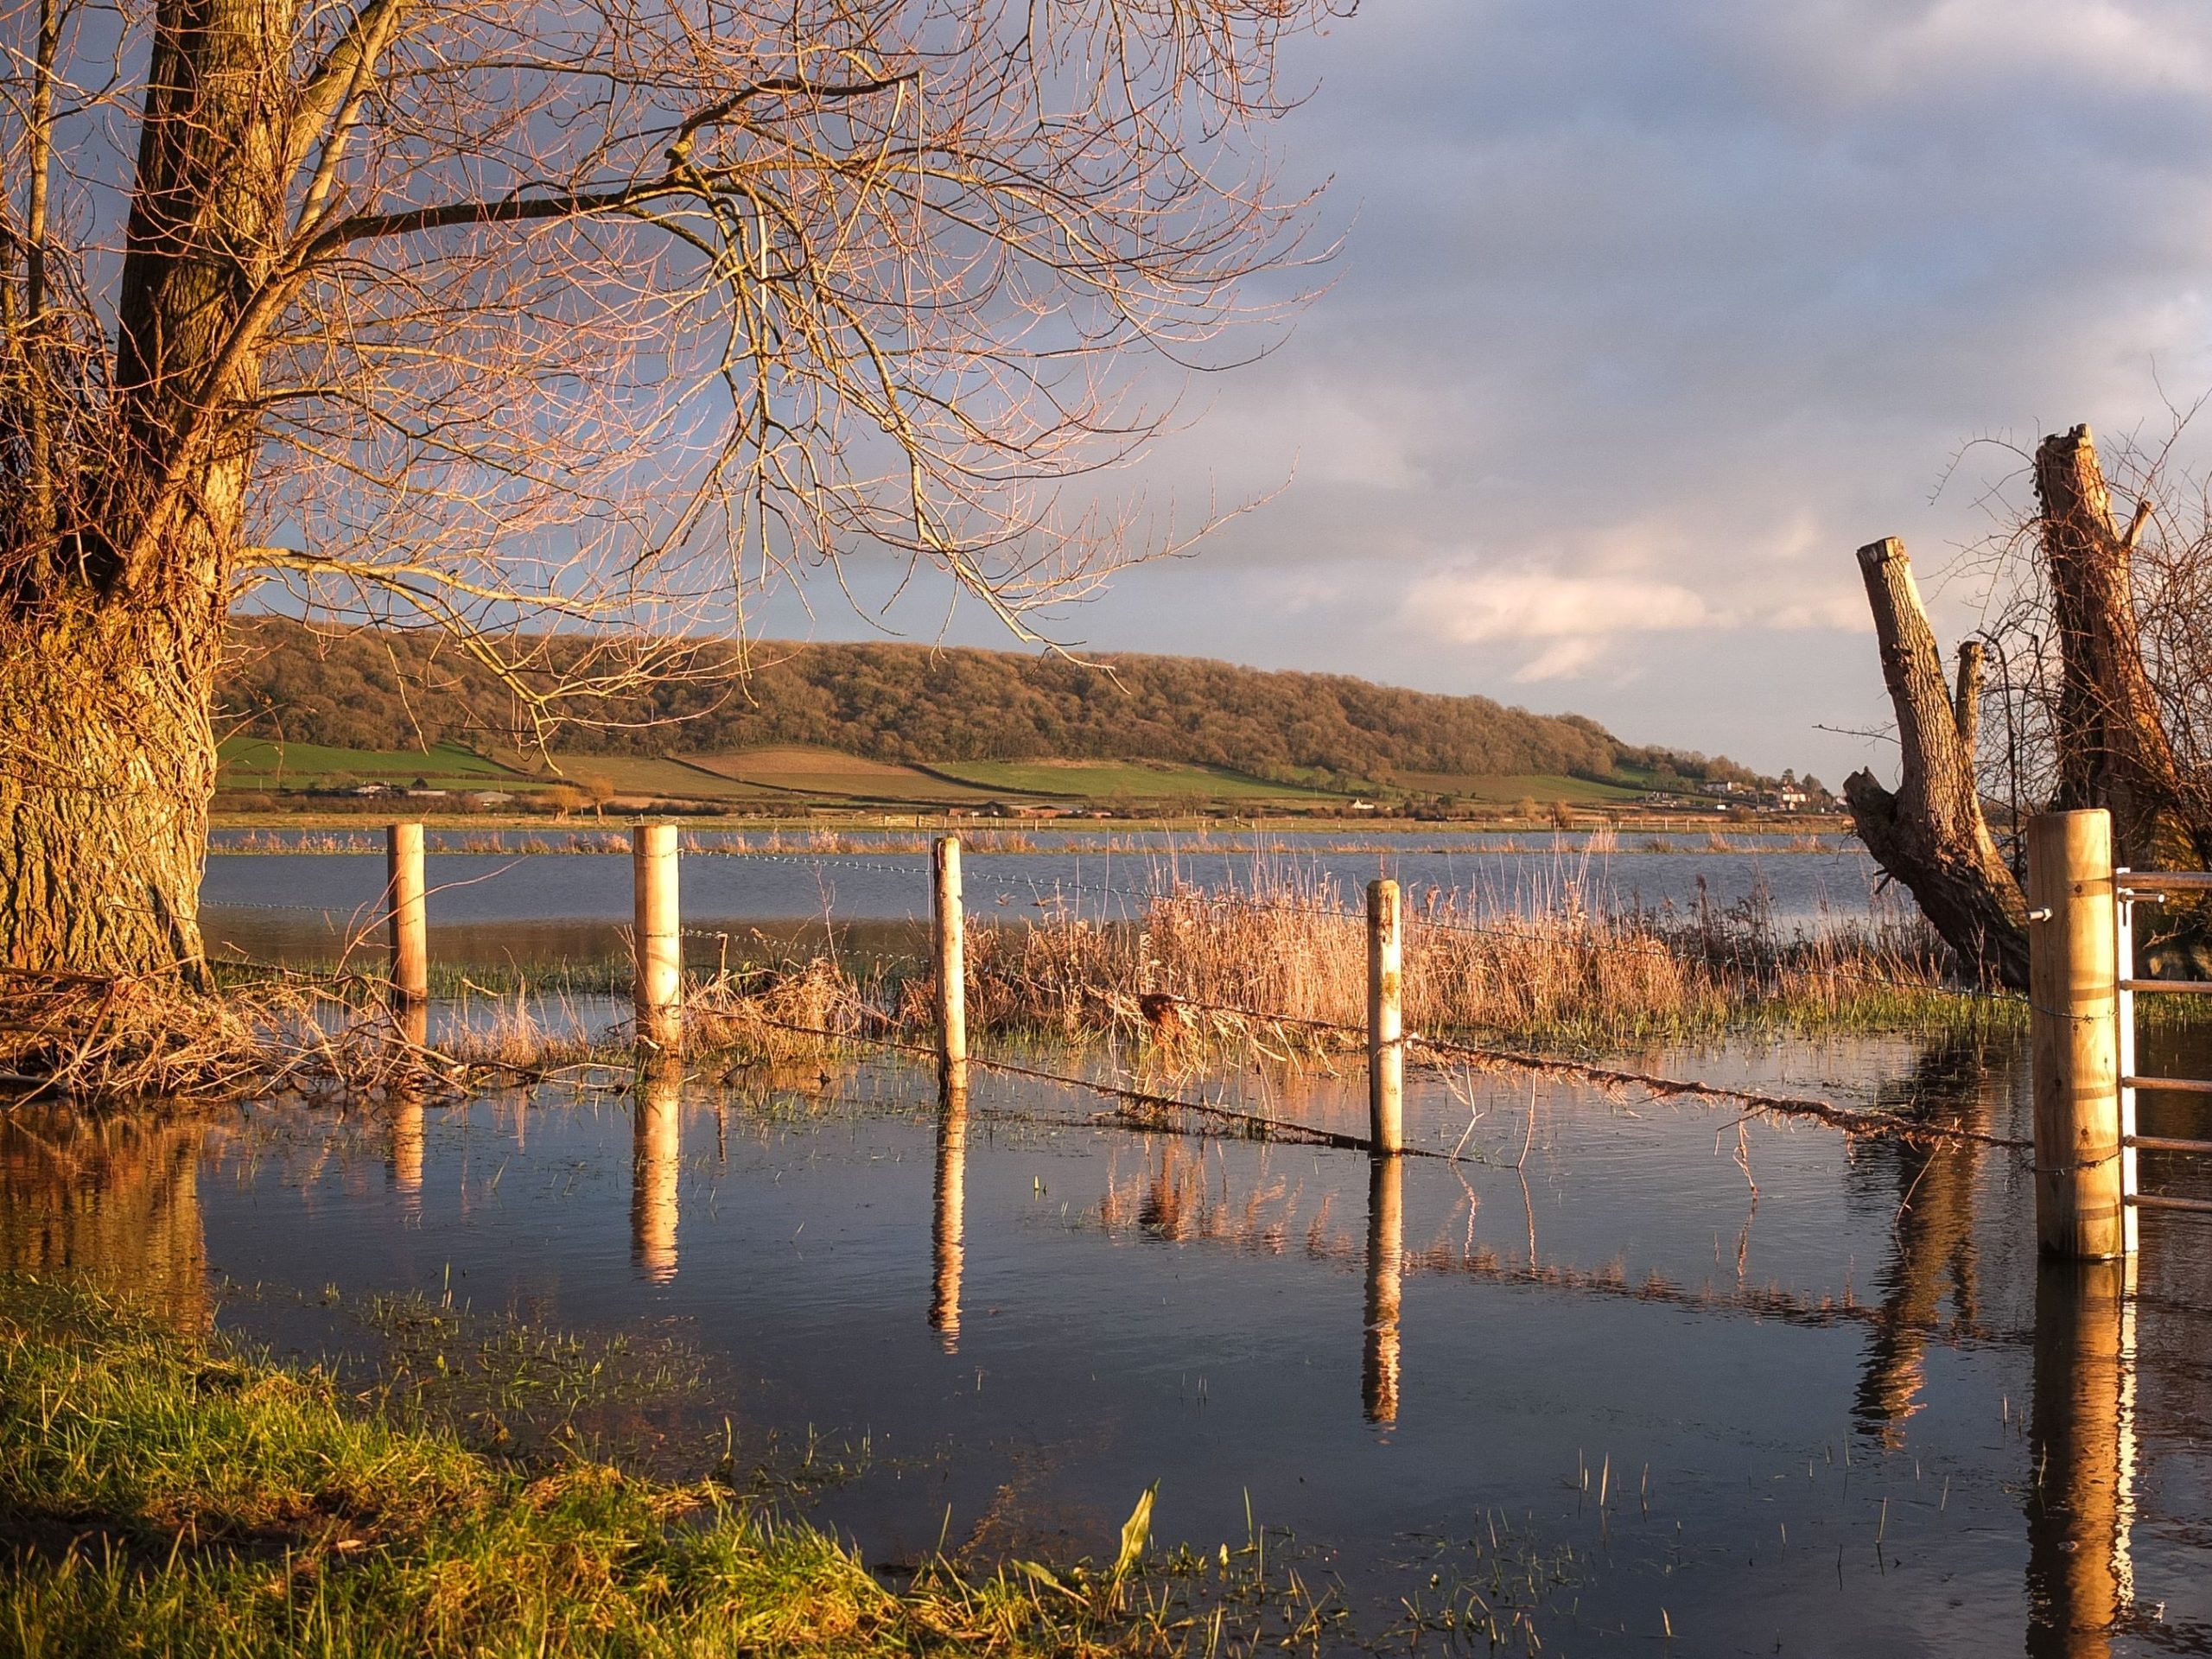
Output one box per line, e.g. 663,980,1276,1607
10,1028,2211,1656
199,830,1897,968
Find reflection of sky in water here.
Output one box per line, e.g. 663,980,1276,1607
10,1032,2210,1654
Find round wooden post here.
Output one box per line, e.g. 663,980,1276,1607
2027,810,2124,1259
934,836,967,1081
1367,877,1404,1154
632,822,682,1052
385,822,428,1005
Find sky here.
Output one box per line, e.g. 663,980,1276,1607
755,0,2212,785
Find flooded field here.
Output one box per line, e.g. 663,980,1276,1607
199,830,1893,968
11,1029,2211,1655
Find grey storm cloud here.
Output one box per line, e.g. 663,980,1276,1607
769,0,2212,779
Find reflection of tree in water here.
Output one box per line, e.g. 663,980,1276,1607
1849,1033,2005,1444
0,1109,209,1327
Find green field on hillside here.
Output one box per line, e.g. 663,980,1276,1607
1393,771,1645,803
687,747,1006,803
532,755,772,800
219,736,521,785
928,758,1340,802
217,737,1656,813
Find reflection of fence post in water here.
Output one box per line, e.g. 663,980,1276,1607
2027,810,2125,1259
389,1099,424,1216
934,836,967,1091
1363,1154,1403,1425
2026,1258,2135,1658
386,822,429,1006
930,1073,969,1351
1367,878,1403,1154
632,1064,682,1283
632,823,683,1053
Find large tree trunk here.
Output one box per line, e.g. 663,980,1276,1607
0,0,287,977
1844,537,2031,988
2037,425,2212,974
0,601,219,978
2036,425,2207,860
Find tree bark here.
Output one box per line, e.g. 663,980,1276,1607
2036,425,2212,975
0,600,217,978
2036,423,2210,868
1954,639,1983,758
1844,537,2030,988
0,0,285,978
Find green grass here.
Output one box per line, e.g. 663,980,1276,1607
217,736,1656,814
1391,771,1644,804
688,747,1007,803
925,759,1338,802
0,1275,1200,1657
219,738,522,788
536,755,775,800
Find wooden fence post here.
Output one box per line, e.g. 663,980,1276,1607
632,823,682,1052
934,836,967,1082
2028,810,2125,1258
1368,877,1404,1154
386,822,428,1006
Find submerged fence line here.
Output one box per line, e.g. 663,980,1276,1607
239,820,2013,1012
321,823,2040,1165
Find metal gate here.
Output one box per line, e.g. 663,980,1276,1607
2116,866,2212,1246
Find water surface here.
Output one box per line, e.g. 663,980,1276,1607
11,1030,2209,1655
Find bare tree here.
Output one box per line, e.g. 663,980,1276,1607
0,0,1336,976
1842,537,2027,988
1849,421,2212,982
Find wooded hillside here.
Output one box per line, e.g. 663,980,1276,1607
219,617,1748,783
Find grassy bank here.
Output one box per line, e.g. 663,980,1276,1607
0,1275,1203,1657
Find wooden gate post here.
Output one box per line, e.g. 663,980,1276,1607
632,823,682,1052
934,836,967,1085
2027,810,2126,1258
1367,877,1404,1154
386,822,428,1006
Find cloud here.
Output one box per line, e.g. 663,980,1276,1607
783,0,2212,779
1404,569,1717,642
1396,563,1872,682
